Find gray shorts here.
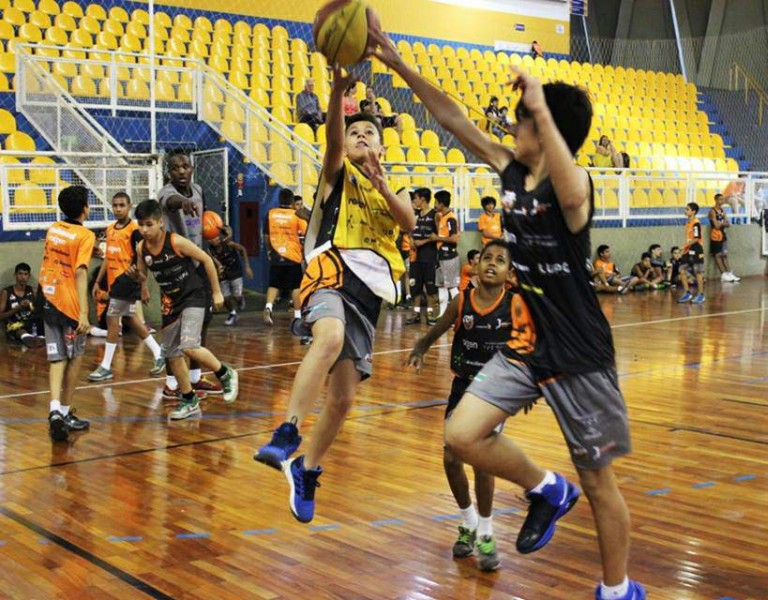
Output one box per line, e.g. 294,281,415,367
107,298,137,318
467,353,631,469
44,321,86,362
162,307,205,358
221,277,244,298
303,288,375,380
436,257,460,289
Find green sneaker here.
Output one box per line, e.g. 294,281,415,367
169,395,201,420
149,356,165,376
476,535,500,571
452,525,476,558
220,364,239,404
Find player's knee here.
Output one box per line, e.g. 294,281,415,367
576,466,616,501
311,321,345,358
444,421,474,457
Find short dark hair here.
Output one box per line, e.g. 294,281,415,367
15,262,31,273
414,187,432,202
481,196,497,208
714,193,723,200
346,112,383,139
480,239,511,264
135,199,163,220
58,186,89,219
434,190,451,208
597,244,610,257
293,195,303,202
641,252,651,260
515,82,592,155
278,188,294,206
467,249,480,262
671,246,680,253
687,202,700,214
648,243,661,253
359,99,372,111
489,96,498,104
112,192,131,203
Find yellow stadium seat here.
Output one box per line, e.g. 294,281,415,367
70,74,97,96
228,70,249,90
126,21,145,39
400,129,420,149
29,10,51,28
103,18,123,37
130,7,149,24
96,31,117,49
421,130,440,149
0,107,13,133
79,15,100,34
28,156,56,184
221,119,244,143
38,0,59,16
51,61,77,79
61,0,81,18
172,13,192,30
13,185,50,211
271,162,295,185
407,147,426,163
269,139,293,163
3,6,25,25
202,101,221,122
85,3,105,20
293,122,314,145
446,148,465,164
5,131,33,151
154,80,174,102
0,156,25,184
0,20,11,39
382,128,399,148
663,188,682,207
0,52,14,74
300,161,318,186
233,20,250,38
13,0,33,12
177,82,192,102
192,15,211,31
248,140,267,163
399,113,416,131
427,148,445,163
153,10,171,29
385,146,406,163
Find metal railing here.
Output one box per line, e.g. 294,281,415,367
729,62,768,127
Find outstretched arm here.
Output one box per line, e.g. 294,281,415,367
322,67,359,199
405,297,459,371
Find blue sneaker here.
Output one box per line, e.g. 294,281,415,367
678,291,693,303
254,422,302,470
691,293,705,304
285,455,322,523
595,580,647,600
516,473,580,554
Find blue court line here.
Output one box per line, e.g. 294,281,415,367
733,474,757,482
0,541,5,546
242,528,278,536
431,514,462,522
493,507,521,515
38,538,50,544
175,533,210,540
308,524,340,532
692,482,716,489
645,488,671,496
108,536,143,543
371,519,405,527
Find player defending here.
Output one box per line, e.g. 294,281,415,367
39,186,94,441
255,67,416,523
135,200,239,418
88,192,165,381
407,240,522,572
372,29,645,600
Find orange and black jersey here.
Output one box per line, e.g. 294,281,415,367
478,211,502,245
105,220,143,301
265,207,303,265
141,232,206,326
685,218,703,251
437,210,458,260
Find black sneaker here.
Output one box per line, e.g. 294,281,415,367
426,316,438,326
48,410,68,442
405,314,422,325
254,422,302,470
63,409,90,432
516,473,580,554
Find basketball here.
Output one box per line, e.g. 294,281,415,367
313,0,380,66
202,210,224,241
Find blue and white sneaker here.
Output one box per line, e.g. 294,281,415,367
691,293,705,304
595,580,647,600
284,455,322,523
254,422,302,470
678,291,693,303
516,472,580,554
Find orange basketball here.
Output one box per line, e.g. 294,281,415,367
202,210,224,241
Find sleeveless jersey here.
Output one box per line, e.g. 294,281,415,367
158,181,205,249
710,206,727,242
478,211,502,245
412,208,438,264
438,210,458,260
210,243,243,280
105,219,142,301
266,206,303,265
4,284,34,330
499,160,615,373
685,217,702,251
141,232,206,325
451,287,516,379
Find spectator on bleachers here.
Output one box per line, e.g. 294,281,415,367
531,40,544,58
498,106,514,134
708,193,740,282
593,244,639,293
477,196,503,245
630,252,663,289
296,79,325,132
343,84,358,117
363,87,403,135
593,135,623,169
722,179,747,216
484,96,503,138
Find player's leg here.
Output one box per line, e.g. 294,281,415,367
473,466,499,571
88,299,128,381
59,328,90,433
406,263,425,324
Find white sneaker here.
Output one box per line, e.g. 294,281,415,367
169,396,202,420
728,272,741,282
721,272,731,282
224,313,238,326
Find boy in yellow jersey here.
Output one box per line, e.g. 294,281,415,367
88,193,165,381
39,186,95,442
255,67,416,523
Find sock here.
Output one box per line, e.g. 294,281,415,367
438,288,449,315
144,335,162,360
293,309,301,319
182,390,196,402
414,306,421,314
190,369,202,384
230,310,237,316
166,375,178,390
426,307,434,315
478,516,493,537
530,470,557,494
600,577,629,599
459,504,478,531
50,399,61,413
449,287,459,299
100,342,117,370
215,364,228,379
265,302,273,311
60,405,70,416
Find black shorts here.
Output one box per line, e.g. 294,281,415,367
410,261,437,296
445,377,471,419
686,243,705,266
709,239,727,256
269,262,303,290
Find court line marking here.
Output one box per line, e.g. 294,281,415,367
2,306,766,402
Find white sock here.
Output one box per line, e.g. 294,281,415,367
426,307,434,314
265,302,273,311
144,335,162,360
600,577,629,599
414,306,421,314
530,470,557,494
190,368,202,384
20,333,32,340
90,326,108,337
100,342,117,370
166,375,178,390
459,504,478,531
230,310,237,316
50,399,61,413
477,516,493,537
438,288,449,315
293,309,301,319
60,405,70,416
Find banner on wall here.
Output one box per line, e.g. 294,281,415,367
571,0,588,16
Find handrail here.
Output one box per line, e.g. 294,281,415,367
729,62,767,127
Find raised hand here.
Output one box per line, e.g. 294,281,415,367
331,64,359,93
507,65,547,116
361,148,388,195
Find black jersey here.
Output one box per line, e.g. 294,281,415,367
141,232,206,325
412,208,438,264
451,287,514,380
3,285,34,329
210,243,243,280
499,160,615,373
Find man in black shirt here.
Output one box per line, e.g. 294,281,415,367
406,188,439,325
373,30,644,600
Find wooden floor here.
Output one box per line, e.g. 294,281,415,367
1,279,767,599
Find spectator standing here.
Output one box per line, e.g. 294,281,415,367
708,193,740,282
